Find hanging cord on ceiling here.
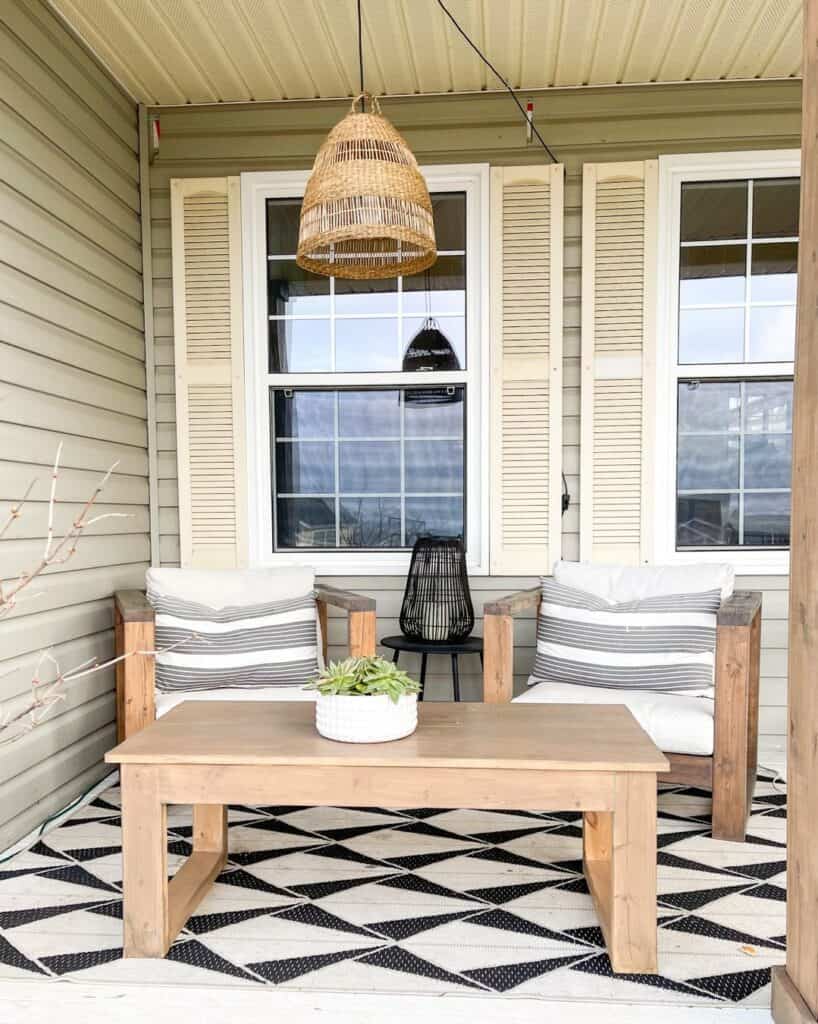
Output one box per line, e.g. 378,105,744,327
357,0,365,110
435,0,557,163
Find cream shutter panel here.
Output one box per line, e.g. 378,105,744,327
490,164,564,574
170,177,248,568
580,161,658,565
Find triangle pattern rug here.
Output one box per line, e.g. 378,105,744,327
0,772,785,1006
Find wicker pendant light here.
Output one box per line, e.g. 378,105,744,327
297,92,437,280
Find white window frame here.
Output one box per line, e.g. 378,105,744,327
241,164,490,576
654,149,800,575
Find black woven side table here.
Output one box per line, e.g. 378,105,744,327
380,635,483,702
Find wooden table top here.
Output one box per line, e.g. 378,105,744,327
106,702,669,773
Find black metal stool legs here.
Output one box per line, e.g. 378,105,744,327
450,654,461,702
419,653,427,701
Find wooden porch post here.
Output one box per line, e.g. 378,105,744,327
771,0,818,1020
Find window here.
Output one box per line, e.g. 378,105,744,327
656,152,799,572
243,167,489,574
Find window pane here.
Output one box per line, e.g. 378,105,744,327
273,390,335,438
752,178,800,238
678,381,740,434
744,380,793,434
405,440,463,493
269,320,331,372
275,442,334,493
340,498,402,547
338,390,401,437
266,199,302,255
403,256,466,315
744,434,792,489
677,494,740,547
676,380,793,550
277,497,336,548
751,242,798,302
402,316,465,371
679,307,744,363
680,245,745,305
744,492,791,546
681,181,747,242
677,434,740,490
406,497,464,545
335,318,399,371
335,276,398,315
271,386,465,551
268,260,329,316
404,387,464,437
432,193,466,251
339,441,401,493
749,306,796,362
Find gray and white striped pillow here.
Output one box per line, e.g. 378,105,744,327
149,588,320,693
531,579,721,695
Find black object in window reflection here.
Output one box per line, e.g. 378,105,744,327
402,318,461,372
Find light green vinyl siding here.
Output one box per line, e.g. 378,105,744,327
148,80,799,768
0,0,146,849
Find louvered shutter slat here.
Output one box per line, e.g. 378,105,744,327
490,165,563,575
171,177,248,568
580,161,658,565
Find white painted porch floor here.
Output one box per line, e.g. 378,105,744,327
0,773,785,1017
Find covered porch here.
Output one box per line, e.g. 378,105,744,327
0,0,816,1020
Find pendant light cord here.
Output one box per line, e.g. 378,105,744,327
435,0,557,163
357,0,365,109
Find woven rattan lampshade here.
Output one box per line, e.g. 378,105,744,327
297,93,437,280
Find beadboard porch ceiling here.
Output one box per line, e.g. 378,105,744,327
48,0,802,107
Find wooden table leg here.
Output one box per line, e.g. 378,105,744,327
121,764,168,957
166,803,227,944
584,772,658,974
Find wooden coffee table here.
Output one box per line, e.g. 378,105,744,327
106,701,668,973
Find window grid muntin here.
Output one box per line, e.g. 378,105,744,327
272,386,466,552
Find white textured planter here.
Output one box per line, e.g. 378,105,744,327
315,693,418,743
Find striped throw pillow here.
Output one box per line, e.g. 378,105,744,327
149,589,320,693
531,579,721,695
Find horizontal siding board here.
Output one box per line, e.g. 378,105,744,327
0,423,148,476
0,143,141,270
0,342,145,417
0,303,145,390
0,564,147,620
0,383,146,447
0,502,149,541
0,602,114,677
0,460,148,505
0,534,150,579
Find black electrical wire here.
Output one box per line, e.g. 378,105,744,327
357,0,365,106
435,0,557,164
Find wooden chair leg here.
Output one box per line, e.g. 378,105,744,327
483,612,513,703
712,616,759,842
348,609,376,657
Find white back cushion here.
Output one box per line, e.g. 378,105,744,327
553,560,734,603
146,566,314,608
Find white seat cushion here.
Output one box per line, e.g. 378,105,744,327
514,679,714,756
156,686,316,718
553,560,734,602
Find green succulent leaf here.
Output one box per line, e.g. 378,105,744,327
304,655,421,703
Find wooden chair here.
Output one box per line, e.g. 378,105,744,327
114,584,376,741
482,588,762,842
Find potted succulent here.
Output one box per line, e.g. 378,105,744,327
306,656,422,743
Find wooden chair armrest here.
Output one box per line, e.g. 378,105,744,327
115,590,155,623
717,590,762,627
482,587,541,704
314,584,376,612
483,586,541,617
314,585,376,660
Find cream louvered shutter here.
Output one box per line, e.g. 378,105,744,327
170,177,248,568
490,164,563,574
580,161,658,565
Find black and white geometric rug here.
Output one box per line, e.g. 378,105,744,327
0,772,785,1008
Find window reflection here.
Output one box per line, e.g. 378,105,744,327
677,381,792,549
